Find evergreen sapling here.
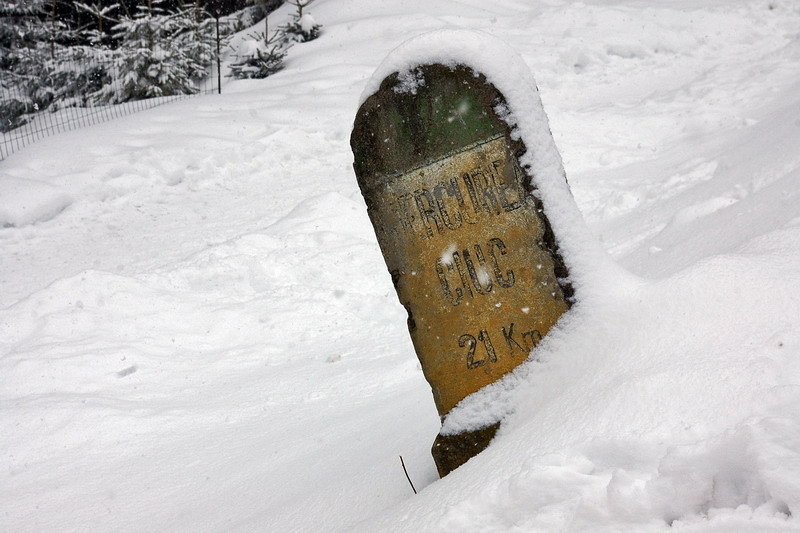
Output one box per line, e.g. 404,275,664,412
228,11,288,80
281,0,321,43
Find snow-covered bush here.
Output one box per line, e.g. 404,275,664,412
74,2,119,46
0,0,102,131
1,0,53,131
175,14,222,80
1,45,45,132
1,43,113,132
0,0,231,133
91,1,221,104
228,31,288,79
228,0,324,80
281,0,321,43
48,46,113,109
0,0,51,57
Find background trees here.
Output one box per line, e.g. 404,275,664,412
1,0,323,132
0,0,280,131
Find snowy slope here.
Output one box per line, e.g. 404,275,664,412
2,1,800,532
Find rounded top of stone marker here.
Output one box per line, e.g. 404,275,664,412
351,64,515,184
358,30,527,108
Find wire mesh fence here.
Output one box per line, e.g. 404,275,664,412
0,4,228,162
1,53,221,161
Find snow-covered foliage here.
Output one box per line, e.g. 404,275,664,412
281,6,322,44
0,0,63,131
2,0,800,532
228,30,288,79
0,0,51,53
228,0,324,81
0,43,105,133
92,2,217,103
30,45,112,110
0,0,228,124
73,1,119,44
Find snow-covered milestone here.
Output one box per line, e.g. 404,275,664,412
351,31,580,477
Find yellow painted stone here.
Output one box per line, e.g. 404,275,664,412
363,134,568,416
352,64,573,475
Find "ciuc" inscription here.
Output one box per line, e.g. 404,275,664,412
460,322,543,369
436,237,515,306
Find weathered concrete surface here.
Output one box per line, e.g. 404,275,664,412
352,65,573,476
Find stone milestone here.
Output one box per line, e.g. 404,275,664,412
351,64,573,477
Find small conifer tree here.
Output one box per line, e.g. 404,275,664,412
228,31,288,79
228,10,289,80
281,0,321,43
91,0,220,104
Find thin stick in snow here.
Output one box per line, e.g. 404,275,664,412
399,455,417,495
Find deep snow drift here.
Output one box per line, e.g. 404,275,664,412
2,1,800,532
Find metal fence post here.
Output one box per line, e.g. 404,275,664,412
216,15,222,95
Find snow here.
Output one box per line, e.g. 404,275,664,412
299,13,317,34
0,177,72,227
235,37,266,58
2,0,800,532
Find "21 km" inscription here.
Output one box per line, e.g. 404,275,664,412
460,322,543,369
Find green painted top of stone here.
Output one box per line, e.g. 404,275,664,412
352,65,508,182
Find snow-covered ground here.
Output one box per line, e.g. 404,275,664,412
2,1,800,531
